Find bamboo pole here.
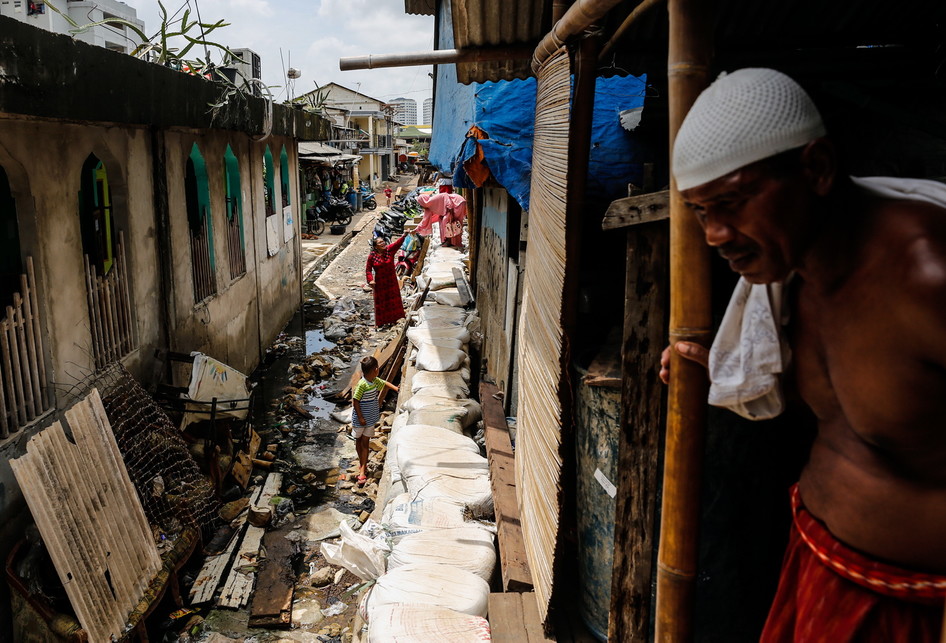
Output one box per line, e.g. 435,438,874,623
12,294,35,419
5,308,26,426
26,258,49,409
84,255,104,370
20,273,42,416
0,316,16,435
655,0,714,640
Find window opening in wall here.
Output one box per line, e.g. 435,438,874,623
263,145,275,217
78,154,136,370
224,145,246,279
79,154,116,274
0,165,49,437
280,145,291,208
186,143,216,303
0,167,23,311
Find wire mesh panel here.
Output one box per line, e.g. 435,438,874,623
516,45,571,622
65,363,221,540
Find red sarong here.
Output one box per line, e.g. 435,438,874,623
366,235,406,327
761,485,946,642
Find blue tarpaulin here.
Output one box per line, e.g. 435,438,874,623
444,74,648,211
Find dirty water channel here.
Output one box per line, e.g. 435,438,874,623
195,264,393,642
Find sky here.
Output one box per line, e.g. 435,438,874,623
121,0,435,117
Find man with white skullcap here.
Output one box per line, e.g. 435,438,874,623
660,68,946,640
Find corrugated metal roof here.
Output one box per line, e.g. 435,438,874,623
405,0,436,16
448,0,946,84
452,0,551,84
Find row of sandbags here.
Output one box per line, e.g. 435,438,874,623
361,244,496,642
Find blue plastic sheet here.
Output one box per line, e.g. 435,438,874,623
437,73,648,211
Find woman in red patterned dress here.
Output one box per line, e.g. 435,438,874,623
366,233,407,327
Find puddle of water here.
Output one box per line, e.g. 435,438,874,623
303,393,336,420
306,329,336,354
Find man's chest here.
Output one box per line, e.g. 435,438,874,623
790,287,943,443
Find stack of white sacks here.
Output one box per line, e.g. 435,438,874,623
361,242,496,641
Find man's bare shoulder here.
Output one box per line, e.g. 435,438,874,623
870,197,946,357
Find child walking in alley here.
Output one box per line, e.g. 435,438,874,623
351,355,398,486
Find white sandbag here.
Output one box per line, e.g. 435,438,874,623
412,316,466,329
388,527,496,581
385,412,411,492
398,437,488,474
406,399,481,430
367,604,491,642
418,304,467,322
406,407,463,434
411,336,465,351
429,246,466,263
391,424,480,455
362,564,490,620
381,493,471,543
411,370,471,394
400,389,467,411
429,288,465,307
407,325,471,344
406,469,494,519
415,345,466,372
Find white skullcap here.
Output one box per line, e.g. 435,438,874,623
672,68,826,191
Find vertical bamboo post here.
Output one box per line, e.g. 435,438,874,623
26,258,50,408
655,0,715,640
20,273,42,416
5,307,26,426
12,294,35,419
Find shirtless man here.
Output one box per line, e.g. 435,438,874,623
660,68,946,639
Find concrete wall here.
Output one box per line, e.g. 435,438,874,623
161,131,301,373
474,188,524,408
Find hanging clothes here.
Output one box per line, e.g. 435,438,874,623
366,234,406,326
416,192,468,247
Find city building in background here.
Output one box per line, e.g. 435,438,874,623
422,97,433,125
0,0,145,54
389,97,418,125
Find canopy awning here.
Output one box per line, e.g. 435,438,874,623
298,142,345,157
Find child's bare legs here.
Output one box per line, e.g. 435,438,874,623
356,434,370,481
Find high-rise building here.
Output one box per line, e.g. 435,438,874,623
422,97,433,125
0,0,145,54
390,97,418,126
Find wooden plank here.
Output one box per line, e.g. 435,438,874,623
217,525,265,608
601,189,669,230
248,528,295,627
488,593,555,643
608,223,668,642
190,472,282,605
26,258,50,408
231,451,252,488
19,273,42,418
190,524,242,605
480,381,532,592
488,592,525,642
521,592,556,643
5,308,25,425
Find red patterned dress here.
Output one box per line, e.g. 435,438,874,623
366,234,406,327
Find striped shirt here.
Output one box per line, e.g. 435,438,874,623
352,377,387,428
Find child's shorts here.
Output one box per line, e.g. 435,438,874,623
352,423,376,439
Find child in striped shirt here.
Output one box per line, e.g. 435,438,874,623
352,355,398,486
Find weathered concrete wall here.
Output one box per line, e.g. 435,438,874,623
475,188,519,399
162,130,301,373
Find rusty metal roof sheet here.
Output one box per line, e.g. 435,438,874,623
405,0,436,16
451,0,551,84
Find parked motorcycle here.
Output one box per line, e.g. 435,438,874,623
304,206,325,235
319,195,353,226
359,186,377,211
373,209,408,240
395,231,424,276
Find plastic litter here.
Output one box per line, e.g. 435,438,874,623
320,519,390,581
